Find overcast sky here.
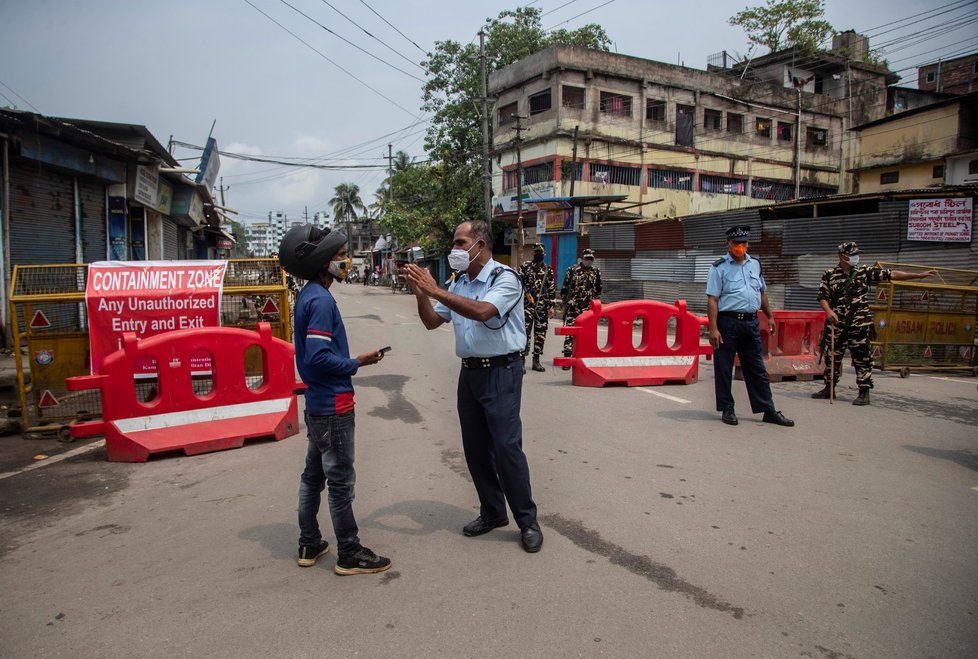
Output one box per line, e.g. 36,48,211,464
1,0,974,224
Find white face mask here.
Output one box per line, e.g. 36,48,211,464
448,242,480,271
846,254,860,266
327,258,350,280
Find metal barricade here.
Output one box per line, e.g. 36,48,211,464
869,262,978,378
8,258,291,435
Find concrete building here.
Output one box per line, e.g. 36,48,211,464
852,92,978,193
918,52,978,95
487,39,895,263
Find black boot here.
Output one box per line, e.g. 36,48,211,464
852,388,870,406
532,356,545,372
811,383,833,399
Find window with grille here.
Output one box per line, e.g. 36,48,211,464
925,72,936,83
647,168,693,190
561,160,584,181
529,90,552,115
750,179,794,201
599,92,632,117
699,174,746,195
933,165,945,178
880,171,900,184
646,99,666,122
589,163,641,186
755,117,771,138
777,122,793,141
562,86,585,109
727,113,743,134
498,102,517,125
806,126,828,147
704,109,722,130
503,162,555,189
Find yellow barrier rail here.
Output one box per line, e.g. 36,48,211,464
8,259,292,436
870,262,978,378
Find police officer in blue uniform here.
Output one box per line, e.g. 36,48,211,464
706,225,794,427
403,220,543,554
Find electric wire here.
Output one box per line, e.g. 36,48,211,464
0,79,40,112
317,0,426,71
544,0,617,30
357,0,428,55
243,0,418,116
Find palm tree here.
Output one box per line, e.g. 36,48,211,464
329,182,366,250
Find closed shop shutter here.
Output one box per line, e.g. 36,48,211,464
9,164,76,266
78,177,106,263
162,218,179,260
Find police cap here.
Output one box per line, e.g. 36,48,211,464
725,225,751,242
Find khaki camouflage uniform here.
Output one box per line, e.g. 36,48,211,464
561,256,602,357
519,251,556,359
818,264,892,389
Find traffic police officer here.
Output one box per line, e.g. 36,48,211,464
403,220,543,554
519,243,556,372
706,225,794,427
813,241,936,405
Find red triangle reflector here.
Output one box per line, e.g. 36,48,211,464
38,390,59,407
260,298,279,314
30,310,51,328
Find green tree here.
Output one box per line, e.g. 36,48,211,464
391,6,609,246
729,0,834,53
329,182,366,228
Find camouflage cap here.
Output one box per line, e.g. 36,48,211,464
532,243,545,253
837,241,861,255
582,249,595,259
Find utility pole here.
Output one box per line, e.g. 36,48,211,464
218,176,228,209
514,113,527,265
479,30,492,231
386,143,394,203
794,87,802,199
304,206,309,222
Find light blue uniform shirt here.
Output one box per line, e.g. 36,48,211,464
706,253,766,312
434,258,526,358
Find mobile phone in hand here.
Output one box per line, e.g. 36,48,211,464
379,346,392,354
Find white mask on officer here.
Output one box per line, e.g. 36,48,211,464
448,241,481,271
846,254,860,266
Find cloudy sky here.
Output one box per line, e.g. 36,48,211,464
1,0,974,224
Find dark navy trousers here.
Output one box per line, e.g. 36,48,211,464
457,354,537,530
713,315,776,414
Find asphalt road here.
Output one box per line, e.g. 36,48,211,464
1,283,976,658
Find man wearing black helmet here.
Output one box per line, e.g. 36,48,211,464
279,224,391,575
813,241,936,405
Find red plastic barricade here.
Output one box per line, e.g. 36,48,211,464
67,322,301,462
554,299,713,387
735,310,826,382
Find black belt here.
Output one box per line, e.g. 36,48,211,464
719,311,757,321
461,352,520,369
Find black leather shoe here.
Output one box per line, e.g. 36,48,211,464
762,410,795,427
520,524,543,553
721,410,738,426
462,516,508,537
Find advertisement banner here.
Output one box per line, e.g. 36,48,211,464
536,207,578,234
907,198,973,242
107,196,128,260
86,261,227,373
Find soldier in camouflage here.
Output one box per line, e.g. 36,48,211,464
560,249,602,368
813,241,936,405
519,243,556,372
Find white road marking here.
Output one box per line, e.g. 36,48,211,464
395,313,408,319
635,387,691,404
0,440,106,481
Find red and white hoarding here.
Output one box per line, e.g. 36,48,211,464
86,261,227,373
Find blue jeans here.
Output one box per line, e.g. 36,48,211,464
297,410,360,557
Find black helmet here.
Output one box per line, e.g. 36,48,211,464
278,224,347,280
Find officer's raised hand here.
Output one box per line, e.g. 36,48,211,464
403,263,437,297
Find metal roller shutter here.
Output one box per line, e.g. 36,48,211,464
9,165,76,266
162,218,179,260
78,177,106,263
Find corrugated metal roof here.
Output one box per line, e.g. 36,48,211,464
784,285,823,310
602,280,644,303
782,210,902,255
694,254,726,282
589,224,635,250
593,257,631,279
631,257,695,282
796,254,840,287
635,219,684,250
682,209,761,249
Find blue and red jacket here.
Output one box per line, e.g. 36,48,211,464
294,282,358,415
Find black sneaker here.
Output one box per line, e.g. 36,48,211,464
297,540,329,567
334,547,392,575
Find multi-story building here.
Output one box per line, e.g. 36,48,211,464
851,92,978,193
487,36,896,264
918,52,978,95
